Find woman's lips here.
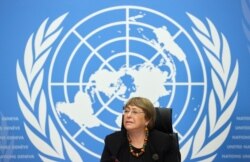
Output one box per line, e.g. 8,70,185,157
125,121,133,124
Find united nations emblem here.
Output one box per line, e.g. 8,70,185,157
16,6,238,161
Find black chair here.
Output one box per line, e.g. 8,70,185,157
154,107,173,134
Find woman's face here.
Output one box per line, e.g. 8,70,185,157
123,105,149,133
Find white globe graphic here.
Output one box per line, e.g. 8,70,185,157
48,6,207,159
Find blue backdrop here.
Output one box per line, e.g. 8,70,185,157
0,0,250,161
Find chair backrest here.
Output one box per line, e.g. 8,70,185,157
154,107,173,134
121,107,173,134
155,108,181,161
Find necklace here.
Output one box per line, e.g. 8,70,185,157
127,127,149,157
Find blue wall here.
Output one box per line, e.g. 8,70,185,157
0,0,250,161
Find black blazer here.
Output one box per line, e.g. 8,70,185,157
101,129,181,162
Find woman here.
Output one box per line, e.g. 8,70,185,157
101,97,181,162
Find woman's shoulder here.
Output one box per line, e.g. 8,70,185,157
150,129,180,149
150,129,168,137
150,130,181,161
149,129,174,143
105,130,126,141
104,131,127,152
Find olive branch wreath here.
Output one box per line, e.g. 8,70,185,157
16,13,83,161
180,13,239,161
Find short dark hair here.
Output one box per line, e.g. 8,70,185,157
124,97,156,129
